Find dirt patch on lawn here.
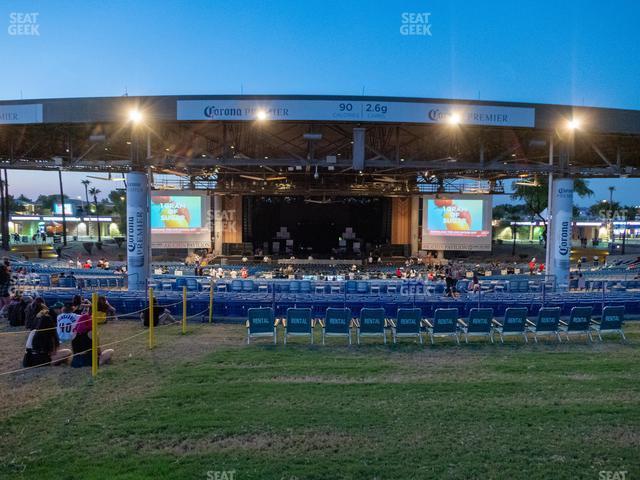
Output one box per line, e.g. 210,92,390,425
144,429,368,455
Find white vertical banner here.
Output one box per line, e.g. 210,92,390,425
126,171,150,291
548,178,574,289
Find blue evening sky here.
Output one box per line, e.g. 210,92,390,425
1,0,639,206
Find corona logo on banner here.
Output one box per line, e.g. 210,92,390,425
126,172,149,290
549,179,574,288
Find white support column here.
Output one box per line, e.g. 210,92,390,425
410,196,420,256
213,195,223,255
126,171,150,291
545,138,554,271
547,177,574,289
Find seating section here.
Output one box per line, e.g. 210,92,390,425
239,305,628,345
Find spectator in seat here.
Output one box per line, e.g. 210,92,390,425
471,274,481,293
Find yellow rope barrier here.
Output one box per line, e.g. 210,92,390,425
91,292,98,377
148,287,155,349
208,283,214,324
182,286,187,334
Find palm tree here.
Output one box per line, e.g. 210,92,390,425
81,179,91,213
88,187,101,243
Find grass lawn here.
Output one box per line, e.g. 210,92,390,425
1,321,639,479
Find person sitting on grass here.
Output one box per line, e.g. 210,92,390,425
23,311,72,368
70,307,113,368
56,303,80,343
141,298,175,327
6,293,29,327
97,295,116,322
24,297,47,330
71,294,87,314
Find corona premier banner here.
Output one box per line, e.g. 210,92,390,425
126,172,150,291
548,178,574,288
177,99,535,127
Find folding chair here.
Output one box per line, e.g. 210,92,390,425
559,306,593,341
492,307,528,343
356,308,386,345
526,307,561,343
589,305,626,342
284,307,313,345
392,308,423,344
424,308,459,345
246,307,276,344
458,308,494,343
321,307,352,345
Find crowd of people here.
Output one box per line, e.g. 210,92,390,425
67,257,126,272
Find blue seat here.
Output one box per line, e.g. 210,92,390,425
425,308,459,345
230,280,243,293
246,307,276,344
322,307,352,345
559,306,592,341
458,308,494,343
493,307,529,343
356,307,386,344
527,307,561,343
393,308,423,344
284,308,313,344
590,305,626,341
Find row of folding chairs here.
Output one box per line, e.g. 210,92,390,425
246,305,627,345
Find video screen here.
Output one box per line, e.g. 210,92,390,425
150,192,211,249
422,195,492,251
426,199,488,237
151,195,203,231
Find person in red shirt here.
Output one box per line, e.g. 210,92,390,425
528,258,536,275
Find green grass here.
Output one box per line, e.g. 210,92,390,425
1,323,639,479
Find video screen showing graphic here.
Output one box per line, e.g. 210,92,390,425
151,195,203,231
150,192,211,249
422,196,492,251
426,198,487,237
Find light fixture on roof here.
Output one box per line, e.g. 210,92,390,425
128,109,143,124
448,112,461,125
567,118,581,130
255,109,268,121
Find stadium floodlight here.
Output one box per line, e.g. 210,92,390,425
567,118,581,130
128,109,143,124
448,112,461,125
255,109,268,121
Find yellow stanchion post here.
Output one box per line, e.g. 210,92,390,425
91,292,98,377
182,286,187,334
208,281,214,323
148,287,155,349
